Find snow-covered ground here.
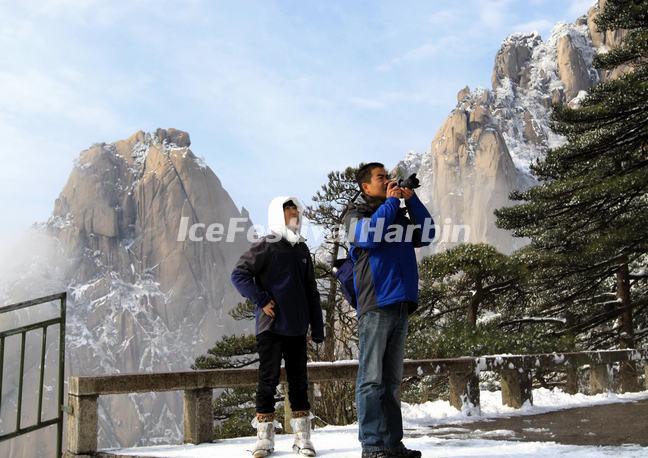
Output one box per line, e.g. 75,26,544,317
106,388,648,457
401,386,648,427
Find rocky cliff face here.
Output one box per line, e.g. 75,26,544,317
45,128,252,448
402,0,623,255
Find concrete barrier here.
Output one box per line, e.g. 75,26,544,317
64,349,648,457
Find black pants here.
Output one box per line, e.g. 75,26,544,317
256,331,310,414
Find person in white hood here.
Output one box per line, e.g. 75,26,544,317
231,196,324,457
267,195,305,245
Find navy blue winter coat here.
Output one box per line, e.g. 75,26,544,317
231,236,325,341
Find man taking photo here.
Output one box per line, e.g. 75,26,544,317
344,163,435,458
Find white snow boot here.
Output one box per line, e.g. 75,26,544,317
291,411,316,456
252,413,276,457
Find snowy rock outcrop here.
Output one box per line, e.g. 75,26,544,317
557,33,595,100
409,0,622,255
491,32,542,89
48,129,253,448
587,0,628,51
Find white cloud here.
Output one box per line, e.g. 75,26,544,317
478,0,514,29
511,18,555,36
427,10,456,25
0,112,76,233
349,97,385,110
381,91,449,106
0,70,124,129
0,4,140,235
377,36,460,72
179,52,363,174
567,0,597,17
3,0,140,26
400,42,442,62
349,91,446,111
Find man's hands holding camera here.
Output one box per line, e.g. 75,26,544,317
386,180,414,200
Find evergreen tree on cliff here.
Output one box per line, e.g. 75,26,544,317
495,0,648,389
302,166,361,425
193,301,260,439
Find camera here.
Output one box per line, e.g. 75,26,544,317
397,173,420,189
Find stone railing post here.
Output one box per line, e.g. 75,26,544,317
448,370,480,415
500,369,533,408
565,365,579,395
65,393,98,457
644,363,648,390
308,382,315,409
589,364,611,394
183,388,214,444
619,360,642,393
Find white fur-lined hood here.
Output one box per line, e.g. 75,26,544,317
267,196,305,245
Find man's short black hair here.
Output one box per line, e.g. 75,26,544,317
356,162,385,191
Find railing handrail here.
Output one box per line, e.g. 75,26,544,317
0,292,67,314
64,348,648,456
68,349,647,396
0,291,67,458
68,358,475,396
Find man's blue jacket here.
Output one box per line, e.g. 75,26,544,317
343,193,434,316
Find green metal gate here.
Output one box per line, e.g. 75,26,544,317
0,292,66,457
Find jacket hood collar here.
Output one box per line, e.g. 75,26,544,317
360,193,386,210
268,196,305,246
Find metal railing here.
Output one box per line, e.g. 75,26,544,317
0,292,67,458
65,348,647,457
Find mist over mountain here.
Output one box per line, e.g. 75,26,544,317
2,128,254,455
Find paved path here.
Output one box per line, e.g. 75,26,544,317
423,398,648,446
97,399,648,457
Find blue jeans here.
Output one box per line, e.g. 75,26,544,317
356,303,408,452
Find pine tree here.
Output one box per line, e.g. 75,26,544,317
302,166,361,425
192,301,261,439
495,0,648,390
417,243,525,330
404,243,570,402
303,166,360,362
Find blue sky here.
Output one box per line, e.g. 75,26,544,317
0,0,596,243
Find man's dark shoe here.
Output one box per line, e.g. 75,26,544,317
361,451,389,458
387,444,422,458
